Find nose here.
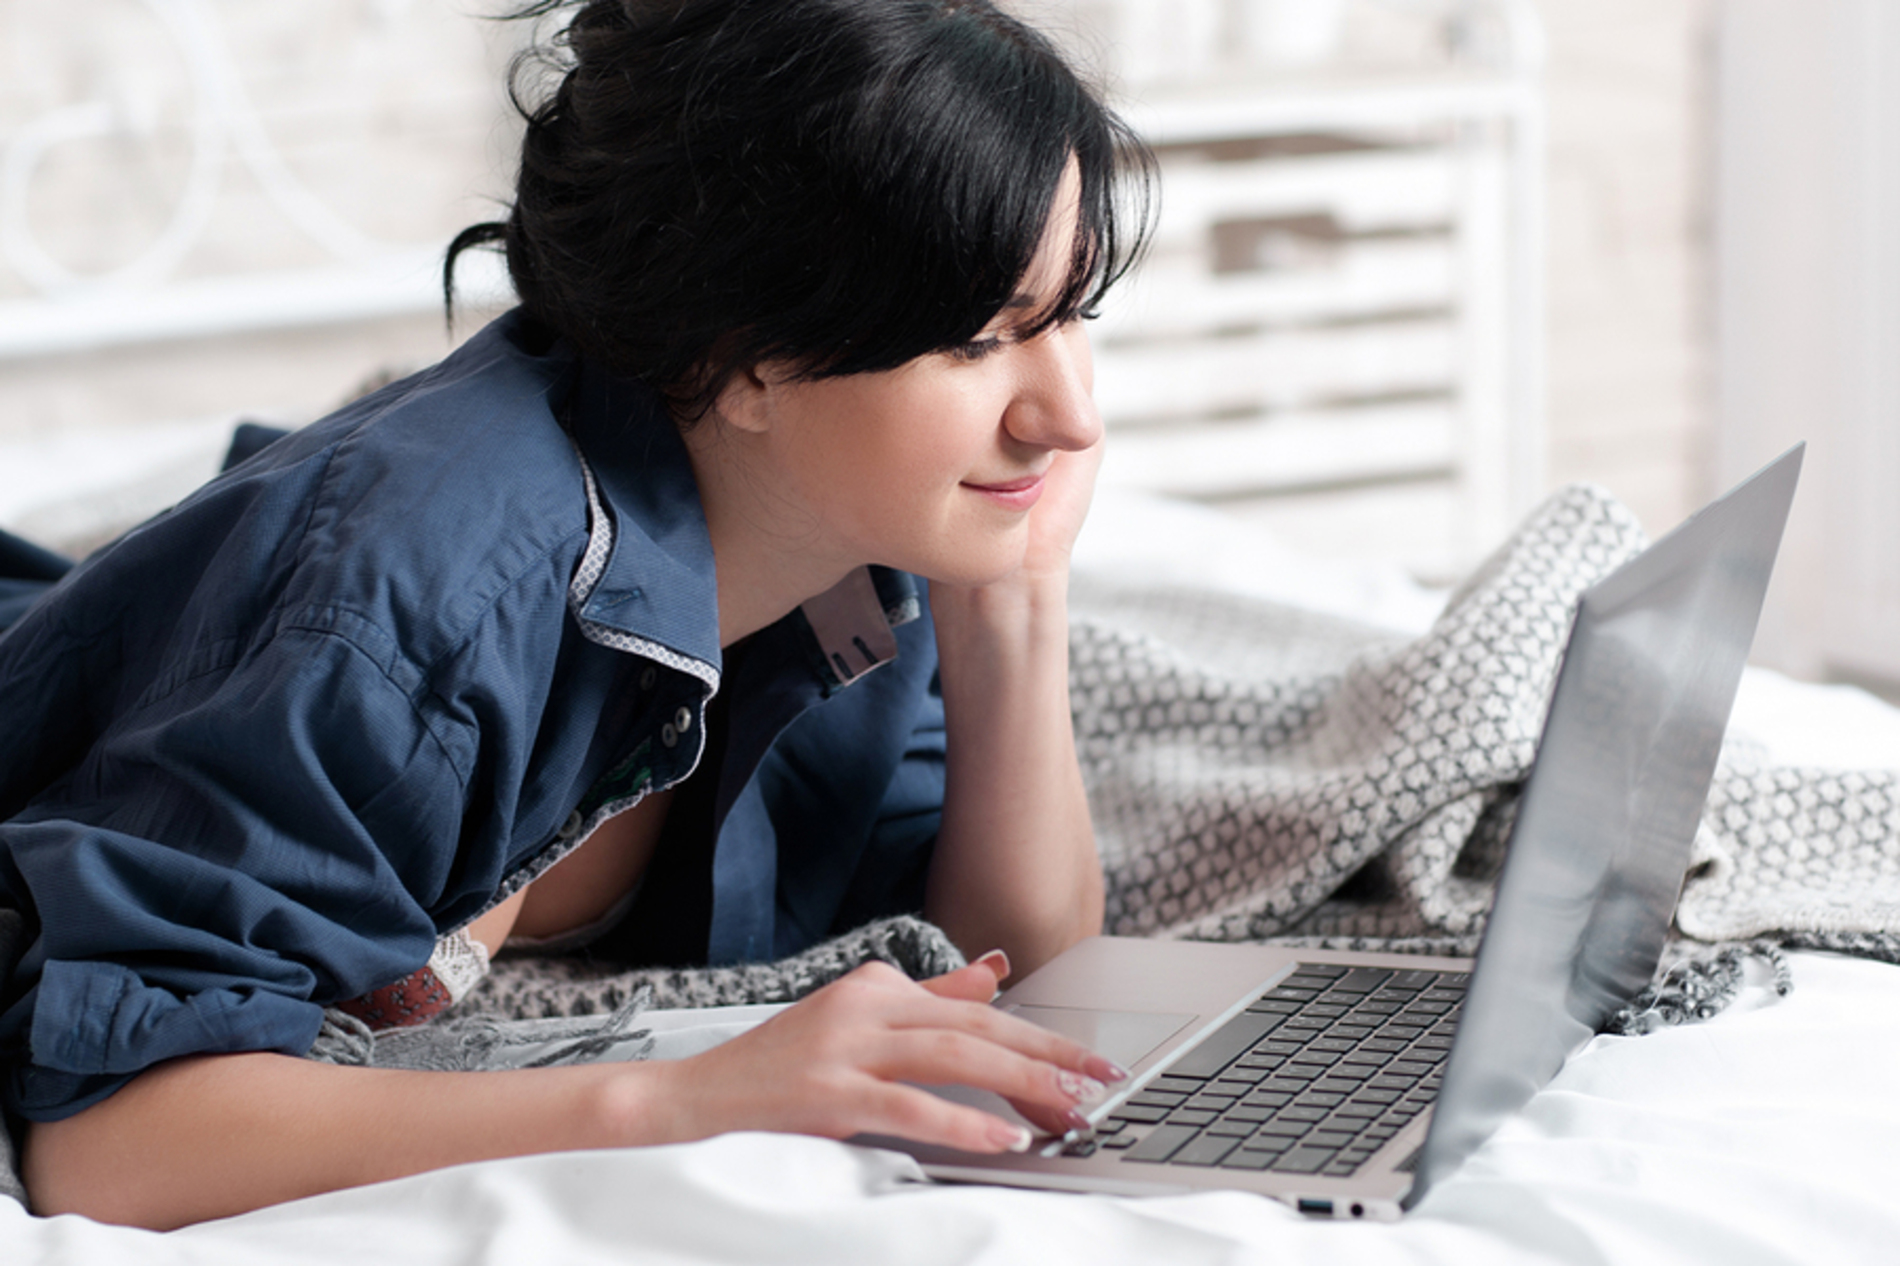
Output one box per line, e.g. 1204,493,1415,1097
1005,321,1103,454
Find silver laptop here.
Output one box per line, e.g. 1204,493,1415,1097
884,445,1802,1220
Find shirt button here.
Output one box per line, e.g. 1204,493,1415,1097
674,706,693,733
640,667,658,691
558,810,583,840
661,722,678,748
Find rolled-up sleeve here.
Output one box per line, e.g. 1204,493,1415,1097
0,621,469,1121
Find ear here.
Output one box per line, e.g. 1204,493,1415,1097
709,361,782,436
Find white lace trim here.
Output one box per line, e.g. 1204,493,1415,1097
428,927,492,1002
567,452,720,692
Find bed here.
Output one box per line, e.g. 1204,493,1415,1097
4,450,1898,1266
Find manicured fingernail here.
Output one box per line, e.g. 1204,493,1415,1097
1084,1055,1130,1083
1062,1108,1092,1133
1057,1071,1108,1106
993,1123,1033,1153
973,948,1011,980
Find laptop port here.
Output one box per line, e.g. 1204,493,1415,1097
1296,1198,1334,1216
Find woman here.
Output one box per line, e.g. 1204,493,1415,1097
0,0,1152,1228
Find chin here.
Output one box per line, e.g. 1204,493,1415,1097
886,519,1032,589
906,544,1029,590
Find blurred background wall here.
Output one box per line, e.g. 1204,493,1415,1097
0,0,1889,689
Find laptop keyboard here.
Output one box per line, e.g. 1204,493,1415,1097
1071,963,1468,1178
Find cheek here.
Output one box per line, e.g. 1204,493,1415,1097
843,391,983,501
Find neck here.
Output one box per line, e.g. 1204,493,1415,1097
682,421,857,648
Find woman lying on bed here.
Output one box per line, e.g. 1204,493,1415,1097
0,0,1153,1228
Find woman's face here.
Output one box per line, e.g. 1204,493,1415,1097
727,170,1103,588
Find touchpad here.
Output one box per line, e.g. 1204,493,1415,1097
1006,1005,1196,1071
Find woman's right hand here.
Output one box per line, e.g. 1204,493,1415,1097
630,956,1127,1153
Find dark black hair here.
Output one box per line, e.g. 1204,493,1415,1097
446,0,1153,418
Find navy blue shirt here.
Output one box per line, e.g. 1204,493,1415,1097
0,313,945,1121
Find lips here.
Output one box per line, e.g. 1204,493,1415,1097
963,474,1046,512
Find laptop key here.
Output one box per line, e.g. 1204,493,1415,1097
1169,1109,1218,1127
1240,1133,1293,1153
1247,998,1303,1015
1165,1011,1288,1080
1151,1075,1206,1094
1306,1130,1356,1150
1111,1104,1170,1125
1269,1147,1339,1174
1123,1124,1201,1163
1322,1159,1362,1177
1220,1149,1275,1171
1172,1135,1240,1167
1266,987,1320,1002
1332,968,1393,993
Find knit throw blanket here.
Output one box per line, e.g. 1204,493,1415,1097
1069,483,1900,967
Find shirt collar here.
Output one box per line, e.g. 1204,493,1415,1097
564,355,724,677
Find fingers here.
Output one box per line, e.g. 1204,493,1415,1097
853,1080,1035,1155
859,1027,1108,1134
866,958,1130,1086
710,959,1131,1152
917,952,1007,1004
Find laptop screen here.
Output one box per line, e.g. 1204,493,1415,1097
1407,445,1803,1205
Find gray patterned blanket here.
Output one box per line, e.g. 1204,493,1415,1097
1070,483,1900,966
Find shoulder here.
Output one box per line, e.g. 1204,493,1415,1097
235,314,599,666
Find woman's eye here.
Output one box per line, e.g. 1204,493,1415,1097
946,337,1004,363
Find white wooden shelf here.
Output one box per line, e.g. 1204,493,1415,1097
1092,1,1545,583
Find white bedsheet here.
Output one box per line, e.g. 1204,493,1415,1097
6,469,1900,1263
11,953,1894,1265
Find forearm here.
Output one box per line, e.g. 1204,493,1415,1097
24,960,1119,1230
925,574,1103,975
24,1050,679,1230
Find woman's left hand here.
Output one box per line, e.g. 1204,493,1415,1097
1014,436,1103,587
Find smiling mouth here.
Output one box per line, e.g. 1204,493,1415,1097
965,476,1042,494
963,475,1046,511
